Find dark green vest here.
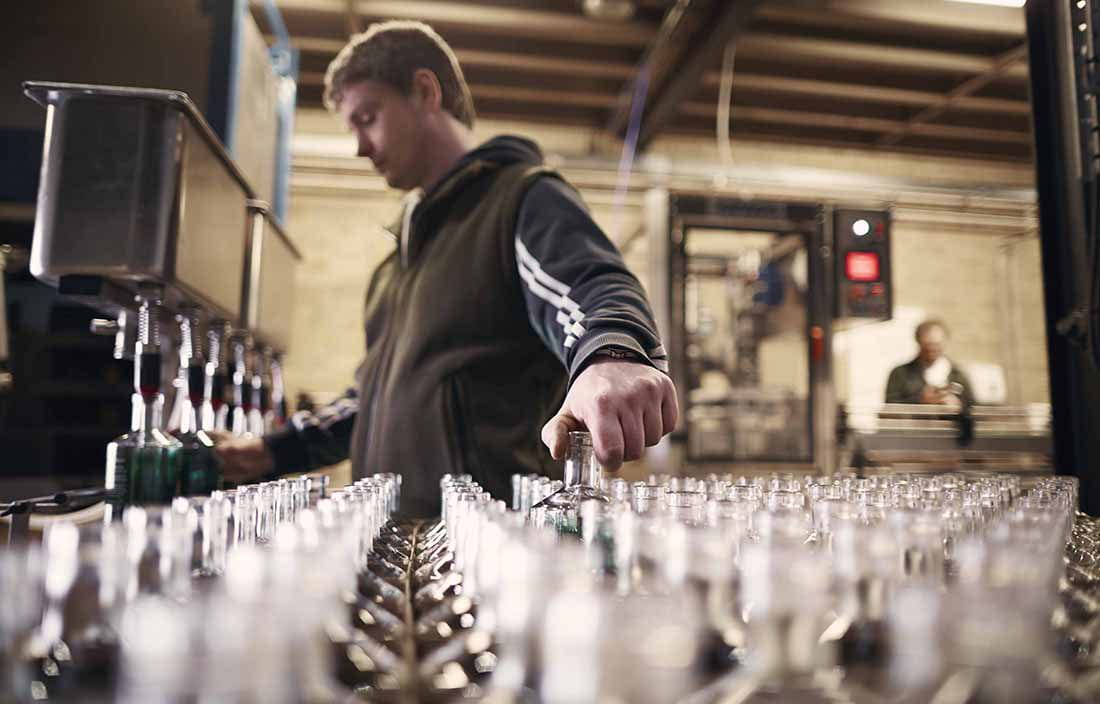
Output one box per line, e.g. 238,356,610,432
350,159,566,517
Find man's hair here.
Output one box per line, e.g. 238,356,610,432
915,319,948,341
323,20,476,128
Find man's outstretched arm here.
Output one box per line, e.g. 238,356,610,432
515,177,677,469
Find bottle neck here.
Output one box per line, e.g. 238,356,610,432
563,441,599,489
133,393,164,433
179,401,200,434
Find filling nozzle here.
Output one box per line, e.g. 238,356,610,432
134,283,166,399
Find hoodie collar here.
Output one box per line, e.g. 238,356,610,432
382,135,543,263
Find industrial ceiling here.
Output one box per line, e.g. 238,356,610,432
252,0,1032,163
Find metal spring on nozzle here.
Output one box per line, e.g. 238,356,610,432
206,321,227,371
136,283,161,351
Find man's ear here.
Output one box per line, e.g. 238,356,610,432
411,68,443,113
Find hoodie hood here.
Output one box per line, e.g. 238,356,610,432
457,135,544,170
422,135,544,204
389,136,546,264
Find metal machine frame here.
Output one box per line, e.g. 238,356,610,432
649,190,841,473
1026,1,1100,514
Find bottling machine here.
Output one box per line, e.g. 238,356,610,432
2,82,301,534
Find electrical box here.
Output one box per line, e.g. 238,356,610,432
834,208,892,321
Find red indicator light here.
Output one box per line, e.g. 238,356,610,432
845,251,880,282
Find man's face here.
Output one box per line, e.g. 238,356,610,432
338,79,426,191
917,326,947,366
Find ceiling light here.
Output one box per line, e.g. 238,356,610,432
945,0,1026,7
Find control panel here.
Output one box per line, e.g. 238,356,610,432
834,208,892,320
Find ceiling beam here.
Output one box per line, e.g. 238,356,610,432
604,0,706,138
700,72,1031,115
297,67,1032,146
470,85,616,109
606,0,764,148
878,43,1029,147
455,49,635,81
756,0,1025,39
274,35,345,53
657,125,1030,162
254,0,657,47
738,33,1029,80
299,72,619,109
280,35,637,80
679,102,1031,145
277,30,1028,87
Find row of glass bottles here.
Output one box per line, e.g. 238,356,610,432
5,461,1090,703
443,466,1084,704
1,473,401,703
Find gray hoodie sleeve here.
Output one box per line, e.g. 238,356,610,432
514,177,669,383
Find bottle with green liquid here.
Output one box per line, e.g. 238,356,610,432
104,284,182,522
174,307,222,496
530,431,609,536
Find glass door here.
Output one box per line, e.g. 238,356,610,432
682,227,812,462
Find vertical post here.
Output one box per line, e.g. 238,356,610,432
204,0,246,147
1025,0,1100,513
811,206,836,474
644,188,678,474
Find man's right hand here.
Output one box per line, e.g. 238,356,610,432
919,385,946,405
211,432,275,484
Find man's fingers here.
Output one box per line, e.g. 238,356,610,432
541,412,583,460
619,410,645,463
642,408,663,447
661,382,679,434
589,413,625,471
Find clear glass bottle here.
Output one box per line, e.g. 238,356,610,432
25,523,80,702
268,351,288,430
229,332,249,436
259,348,278,434
204,321,231,433
200,491,232,577
173,308,222,496
530,431,608,535
247,345,266,437
104,285,182,522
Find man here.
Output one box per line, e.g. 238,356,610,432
217,20,677,516
885,319,974,408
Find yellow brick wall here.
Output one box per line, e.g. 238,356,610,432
1003,235,1051,404
284,191,399,406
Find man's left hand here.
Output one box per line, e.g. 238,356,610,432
540,359,678,471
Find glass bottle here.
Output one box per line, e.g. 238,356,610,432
204,321,231,433
159,498,198,602
173,308,222,496
229,332,249,437
268,351,288,430
530,431,608,535
247,345,266,437
104,285,182,522
259,348,277,434
201,491,232,577
24,523,80,702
